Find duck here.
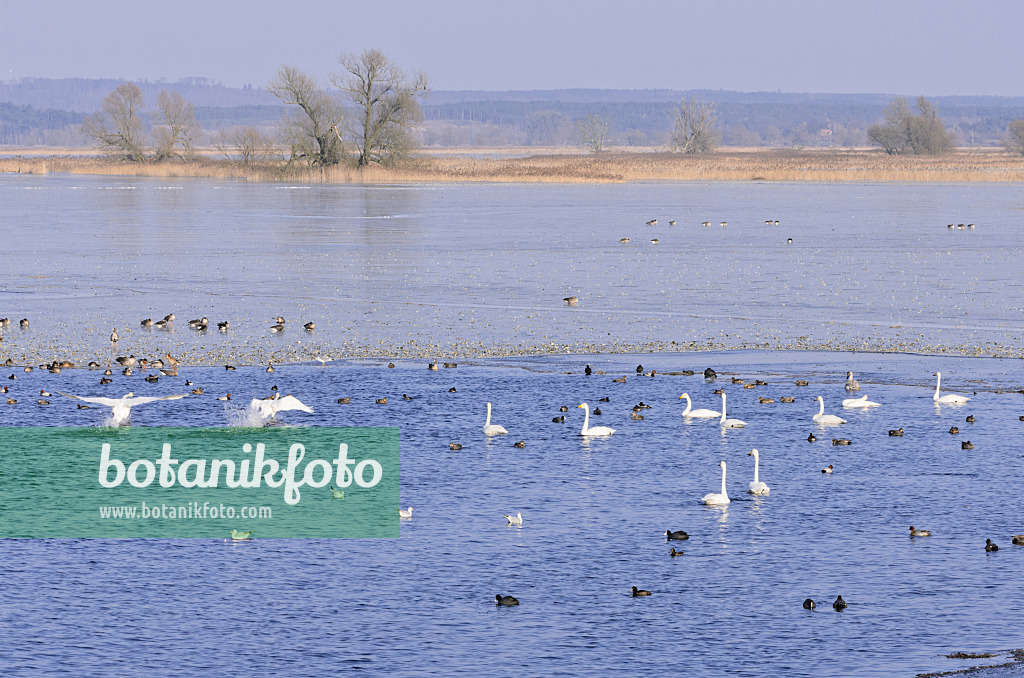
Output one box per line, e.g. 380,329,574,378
780,396,795,403
910,526,932,537
448,387,457,393
443,362,457,369
961,441,974,449
832,438,852,446
387,362,395,368
889,428,904,436
495,594,519,606
269,323,284,333
428,359,438,371
552,415,564,423
833,595,847,611
584,364,592,375
665,530,689,541
218,321,229,331
513,440,525,448
803,599,816,610
140,318,153,327
266,363,275,373
795,380,809,386
949,426,959,434
449,442,462,450
844,371,860,391
630,587,652,597
985,539,999,552
966,414,975,423
375,398,388,405
99,377,112,385
225,365,236,371
143,374,159,383
822,465,833,473
401,393,412,400
217,394,231,401
704,367,717,380
669,548,684,557
645,219,657,225
563,296,579,306
593,407,602,415
337,397,351,404
304,322,315,331
807,433,817,443
1011,536,1024,545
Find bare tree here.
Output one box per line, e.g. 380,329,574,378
153,90,199,161
81,83,148,161
576,114,611,153
213,126,278,166
1003,120,1024,155
671,96,721,153
268,65,344,166
332,48,429,166
868,96,955,155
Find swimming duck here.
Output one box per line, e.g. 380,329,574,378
563,296,579,305
949,426,959,434
889,428,904,436
803,599,816,609
449,442,462,450
266,363,275,373
304,322,315,331
140,318,153,327
665,530,689,541
375,397,388,404
513,440,525,448
832,438,852,445
337,397,351,404
218,321,229,331
833,595,847,610
780,396,795,403
796,380,809,386
630,587,652,597
910,526,932,537
669,548,684,557
961,441,974,449
1011,536,1024,545
822,465,833,474
986,539,999,552
552,415,564,423
269,324,284,333
217,394,231,401
584,364,592,375
807,433,817,443
495,594,519,606
966,414,975,423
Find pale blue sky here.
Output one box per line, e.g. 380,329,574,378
2,0,1023,95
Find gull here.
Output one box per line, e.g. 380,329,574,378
55,391,188,426
247,394,313,423
399,507,414,519
330,486,345,499
313,356,332,366
503,512,523,526
229,529,254,541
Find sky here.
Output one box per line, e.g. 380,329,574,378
3,0,1024,95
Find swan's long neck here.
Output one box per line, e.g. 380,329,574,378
581,404,590,434
720,393,727,422
934,373,941,397
485,402,492,427
721,463,727,495
681,394,691,416
817,397,825,417
753,454,759,484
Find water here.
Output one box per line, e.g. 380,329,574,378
2,176,1024,676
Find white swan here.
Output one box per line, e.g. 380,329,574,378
483,402,508,435
248,394,314,423
933,371,970,403
844,371,860,391
813,396,846,424
55,391,188,426
702,461,730,505
719,392,746,428
747,448,770,495
842,394,881,408
679,393,721,418
577,403,615,436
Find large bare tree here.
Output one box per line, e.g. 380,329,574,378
1003,120,1024,155
268,65,344,166
671,96,721,154
868,96,956,155
576,114,611,153
213,126,278,166
81,83,148,161
332,48,429,166
153,90,199,161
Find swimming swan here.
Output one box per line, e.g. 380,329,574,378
813,396,846,425
933,372,970,403
842,394,881,408
747,449,770,495
719,392,747,428
577,403,615,436
483,402,508,435
679,393,721,418
844,371,861,391
702,460,730,505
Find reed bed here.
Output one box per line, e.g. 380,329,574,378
3,148,1024,183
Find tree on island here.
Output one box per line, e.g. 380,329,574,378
576,114,611,153
152,90,199,161
268,66,345,167
81,84,201,162
867,96,956,155
332,48,430,167
671,96,721,154
1003,120,1024,155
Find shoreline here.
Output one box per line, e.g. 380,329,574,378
3,147,1024,183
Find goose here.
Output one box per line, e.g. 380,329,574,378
428,359,438,371
747,449,770,495
679,393,721,418
266,363,275,373
503,512,523,526
842,394,881,408
933,371,969,403
718,392,746,428
803,599,816,610
399,507,414,519
702,461,730,505
577,403,615,436
985,539,999,552
910,526,932,537
630,587,652,597
665,530,689,541
844,371,860,391
483,402,508,435
813,396,846,425
495,594,520,606
833,595,847,610
55,391,188,426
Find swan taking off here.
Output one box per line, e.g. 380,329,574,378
813,396,847,425
933,372,970,403
483,402,508,435
842,394,881,408
56,391,188,426
719,392,746,428
679,393,721,418
248,394,313,423
577,403,615,436
702,461,730,505
747,449,770,495
844,371,861,391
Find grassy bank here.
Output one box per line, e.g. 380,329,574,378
3,147,1024,183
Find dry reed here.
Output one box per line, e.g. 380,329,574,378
3,148,1024,183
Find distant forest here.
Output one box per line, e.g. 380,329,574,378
3,77,1024,149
